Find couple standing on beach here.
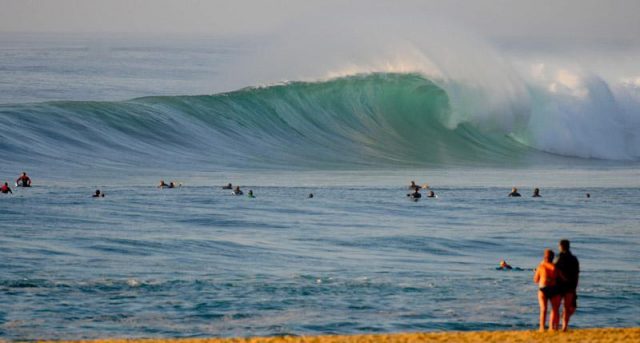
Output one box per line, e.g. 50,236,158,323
534,239,580,332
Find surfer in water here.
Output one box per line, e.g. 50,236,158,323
158,180,169,188
232,186,243,195
248,190,255,198
308,193,314,198
1,182,12,194
498,260,513,270
407,188,421,200
222,183,233,190
409,181,421,190
533,188,541,197
15,172,31,187
92,189,105,197
427,190,436,198
508,187,522,197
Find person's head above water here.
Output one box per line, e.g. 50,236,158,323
544,249,555,263
428,190,435,197
235,186,240,190
586,193,591,198
559,239,571,253
95,190,101,195
308,193,314,198
512,187,518,192
533,188,540,195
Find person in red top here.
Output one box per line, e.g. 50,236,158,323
15,172,31,187
534,249,561,331
1,182,12,194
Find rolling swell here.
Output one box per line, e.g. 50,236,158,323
0,73,536,171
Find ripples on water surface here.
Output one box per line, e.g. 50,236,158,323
1,170,639,340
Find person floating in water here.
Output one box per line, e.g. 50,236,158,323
1,182,13,194
498,260,513,270
508,187,521,197
555,239,580,332
232,186,243,195
409,181,421,190
534,249,561,332
168,182,176,189
92,189,105,197
586,193,591,198
308,193,314,198
407,188,421,200
222,183,233,190
532,188,541,197
15,172,31,187
248,190,255,198
427,190,436,198
158,180,169,188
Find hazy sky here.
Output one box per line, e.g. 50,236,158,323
1,0,640,47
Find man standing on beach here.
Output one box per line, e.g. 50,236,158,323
555,239,580,331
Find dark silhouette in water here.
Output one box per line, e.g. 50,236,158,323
533,188,541,197
232,186,243,195
16,172,31,187
508,187,521,197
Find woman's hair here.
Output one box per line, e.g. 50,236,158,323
544,249,555,262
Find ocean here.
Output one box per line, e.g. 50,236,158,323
0,33,639,340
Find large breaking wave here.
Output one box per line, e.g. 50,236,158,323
0,72,638,172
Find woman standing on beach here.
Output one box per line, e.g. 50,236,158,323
534,249,561,331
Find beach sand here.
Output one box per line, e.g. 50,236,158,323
46,328,640,343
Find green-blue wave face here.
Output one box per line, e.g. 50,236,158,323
0,73,572,172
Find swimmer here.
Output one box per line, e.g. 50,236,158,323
407,188,421,200
222,183,233,190
15,172,31,187
308,193,314,198
168,182,175,189
427,190,436,198
508,187,521,197
533,188,541,197
498,260,513,270
1,182,12,194
586,193,591,198
248,190,255,198
92,189,105,198
232,186,243,196
158,180,169,188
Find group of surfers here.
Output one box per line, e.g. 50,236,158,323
0,172,31,194
2,175,591,201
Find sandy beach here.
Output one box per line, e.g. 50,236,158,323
45,328,640,343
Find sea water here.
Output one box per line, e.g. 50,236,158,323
0,34,639,340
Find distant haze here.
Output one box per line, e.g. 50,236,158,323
1,0,640,48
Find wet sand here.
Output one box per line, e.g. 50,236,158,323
45,328,640,343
